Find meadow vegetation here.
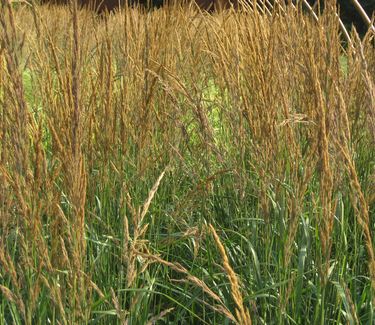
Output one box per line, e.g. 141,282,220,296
0,1,374,324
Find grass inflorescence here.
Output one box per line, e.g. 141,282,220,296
0,1,374,324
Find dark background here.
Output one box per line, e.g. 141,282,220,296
306,0,375,36
39,0,375,35
337,0,375,35
141,0,375,35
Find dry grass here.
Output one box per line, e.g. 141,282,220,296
0,1,374,324
209,224,251,325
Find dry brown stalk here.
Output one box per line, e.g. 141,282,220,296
111,288,129,324
1,2,374,323
135,249,237,322
343,282,360,324
357,39,375,143
334,138,375,305
0,285,26,320
122,167,167,287
209,224,251,325
146,308,174,325
311,62,334,284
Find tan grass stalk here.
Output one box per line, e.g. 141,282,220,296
357,39,375,143
135,250,236,322
209,224,251,325
146,308,174,325
140,167,167,222
1,3,374,323
0,285,26,320
111,288,128,324
123,167,167,287
334,138,375,305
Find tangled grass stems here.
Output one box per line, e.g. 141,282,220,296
0,1,374,324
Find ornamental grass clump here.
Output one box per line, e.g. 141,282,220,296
0,1,374,323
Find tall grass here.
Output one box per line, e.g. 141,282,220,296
0,1,374,324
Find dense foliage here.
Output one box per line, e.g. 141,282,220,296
1,2,374,325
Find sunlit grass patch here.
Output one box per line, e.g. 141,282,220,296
1,3,374,324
